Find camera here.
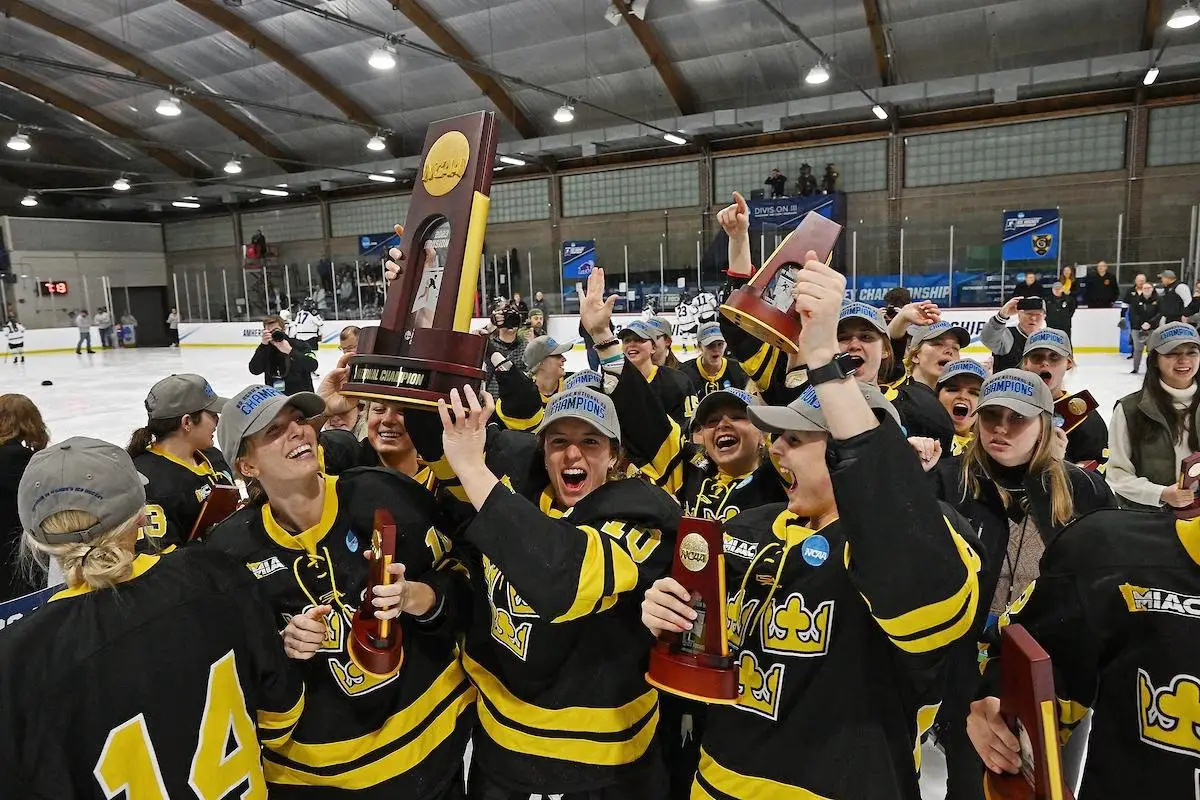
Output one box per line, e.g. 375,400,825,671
500,310,522,330
271,329,287,342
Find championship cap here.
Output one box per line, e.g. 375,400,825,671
1149,321,1200,354
564,369,604,391
908,320,970,349
977,369,1054,418
937,358,988,386
748,382,900,435
216,385,326,466
838,301,887,335
536,388,621,442
1016,297,1046,312
617,319,657,341
692,388,755,432
144,374,228,420
1023,328,1073,359
523,335,572,370
647,316,675,339
697,321,725,347
18,437,149,545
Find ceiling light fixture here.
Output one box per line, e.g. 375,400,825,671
171,200,201,208
805,61,830,85
1168,1,1200,28
663,132,687,145
368,173,396,183
498,154,527,166
368,46,397,70
367,133,387,151
6,132,31,151
20,193,37,207
155,96,182,117
1144,65,1161,85
553,103,575,124
223,158,243,175
871,103,889,120
112,177,131,191
182,195,198,200
259,187,289,196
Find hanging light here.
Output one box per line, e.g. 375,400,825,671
498,154,527,166
259,187,289,196
368,173,397,183
366,133,387,151
223,158,243,175
1168,1,1200,28
553,103,575,124
1144,66,1161,86
112,176,131,191
804,61,830,85
155,96,182,117
6,132,31,151
663,132,687,145
20,193,37,207
871,103,889,120
368,46,397,70
182,195,199,200
171,200,200,209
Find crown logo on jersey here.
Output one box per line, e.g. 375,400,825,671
507,583,537,618
726,590,759,650
736,650,784,721
1136,669,1200,757
760,592,834,657
490,606,532,661
328,654,399,696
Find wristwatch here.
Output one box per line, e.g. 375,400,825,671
805,352,863,386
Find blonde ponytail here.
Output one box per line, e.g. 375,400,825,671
22,510,142,591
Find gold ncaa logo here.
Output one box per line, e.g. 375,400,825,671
422,131,470,197
1067,397,1087,416
679,532,710,572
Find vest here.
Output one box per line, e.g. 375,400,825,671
992,327,1029,372
1117,391,1200,509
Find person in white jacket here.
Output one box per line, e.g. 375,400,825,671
4,320,25,363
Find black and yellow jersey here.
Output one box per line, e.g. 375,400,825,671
883,376,955,454
0,547,304,799
952,431,974,456
695,424,981,800
132,445,235,552
492,366,562,432
679,356,752,400
645,363,698,426
203,468,473,798
351,436,438,491
981,508,1200,799
455,427,680,794
1063,406,1109,470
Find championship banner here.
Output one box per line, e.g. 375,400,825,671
358,230,402,256
1002,208,1060,261
561,240,597,280
0,583,65,634
747,192,845,231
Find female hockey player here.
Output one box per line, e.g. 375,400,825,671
205,385,473,798
641,250,981,799
935,358,988,456
0,437,305,798
1020,328,1108,468
903,320,971,390
4,318,24,363
127,374,236,550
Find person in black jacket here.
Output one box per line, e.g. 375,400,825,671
1121,272,1148,307
1128,281,1161,374
0,394,48,601
1044,281,1077,336
1021,329,1108,469
1082,260,1119,307
249,315,317,395
1009,271,1043,299
1158,269,1190,323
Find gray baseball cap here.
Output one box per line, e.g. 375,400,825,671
697,321,725,347
977,369,1053,417
18,437,149,545
216,385,325,467
536,387,621,442
937,358,988,386
648,316,675,339
1023,328,1073,359
523,335,572,370
618,319,658,341
1150,321,1200,353
748,382,900,435
692,388,755,432
909,320,970,349
145,374,228,420
838,301,887,335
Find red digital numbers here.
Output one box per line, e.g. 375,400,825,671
40,280,69,296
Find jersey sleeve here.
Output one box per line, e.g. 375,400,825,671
465,483,670,623
1064,411,1109,470
610,362,687,496
830,422,982,657
494,367,546,432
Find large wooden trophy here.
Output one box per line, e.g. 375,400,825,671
720,213,843,355
984,625,1073,800
350,509,404,677
646,517,738,703
1175,453,1200,521
342,112,499,408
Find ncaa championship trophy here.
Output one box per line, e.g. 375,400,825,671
342,111,499,407
1175,453,1200,521
646,516,738,703
719,212,843,355
349,509,404,677
984,625,1073,800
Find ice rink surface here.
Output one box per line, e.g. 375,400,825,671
5,342,1123,798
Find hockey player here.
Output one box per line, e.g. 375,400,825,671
642,251,981,798
618,318,696,425
493,334,572,430
127,374,235,551
968,505,1200,797
434,383,680,798
0,437,305,798
1020,328,1108,469
4,319,24,364
903,320,971,390
679,322,753,399
205,385,473,798
292,298,323,351
935,358,988,456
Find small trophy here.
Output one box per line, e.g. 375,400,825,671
187,485,241,542
1175,453,1200,521
720,212,843,355
342,112,499,409
349,509,404,677
1052,390,1097,434
646,516,738,703
984,625,1074,800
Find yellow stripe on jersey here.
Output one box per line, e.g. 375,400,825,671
261,475,339,554
495,398,545,431
552,523,640,622
463,651,659,766
262,662,472,782
693,749,834,799
258,689,305,748
740,342,781,391
860,519,980,654
148,444,219,477
637,417,685,496
50,554,161,600
913,702,940,771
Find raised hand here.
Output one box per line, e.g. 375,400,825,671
716,191,749,238
580,267,617,341
384,223,405,283
790,250,846,367
317,351,355,414
437,385,495,476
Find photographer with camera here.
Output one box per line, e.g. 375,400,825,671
249,314,318,395
483,304,527,398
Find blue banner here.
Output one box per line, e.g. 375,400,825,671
358,231,401,256
0,584,64,634
1002,209,1060,261
561,240,597,280
747,193,845,230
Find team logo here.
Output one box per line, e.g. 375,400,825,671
1120,584,1200,618
735,650,785,721
490,607,532,661
801,534,830,567
345,529,358,553
723,533,759,560
679,532,711,572
247,556,286,580
1032,234,1053,256
1137,669,1200,757
761,592,834,657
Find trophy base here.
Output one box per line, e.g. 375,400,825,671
984,773,1073,800
348,631,405,679
646,644,739,704
720,289,801,355
342,327,487,409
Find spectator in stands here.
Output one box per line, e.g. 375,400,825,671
249,314,316,395
764,168,787,198
338,272,354,307
981,297,1046,372
1045,281,1078,337
1083,260,1119,307
1122,272,1147,306
0,393,49,601
1010,271,1044,300
1058,265,1077,298
531,290,547,313
166,308,180,347
1158,269,1192,322
251,228,267,257
520,308,547,344
1127,282,1160,374
317,256,333,293
483,305,526,398
509,291,529,323
338,325,359,355
94,307,113,349
74,310,94,355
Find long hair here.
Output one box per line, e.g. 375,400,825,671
127,415,192,459
0,394,50,452
876,341,896,384
21,510,142,590
1130,353,1200,451
960,414,1075,528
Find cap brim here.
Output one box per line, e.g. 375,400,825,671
839,313,887,335
535,410,620,441
748,405,824,435
618,327,649,340
698,335,724,347
241,392,326,441
691,392,750,430
204,395,231,414
978,396,1045,418
549,342,573,356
